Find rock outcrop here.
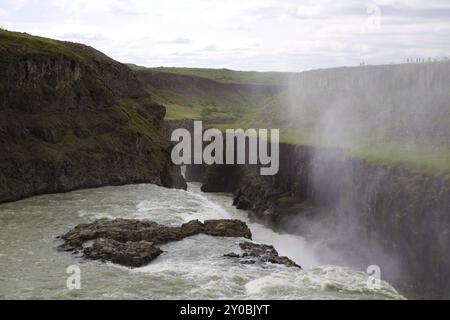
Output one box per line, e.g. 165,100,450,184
0,30,186,203
225,242,301,269
60,218,253,267
84,239,162,268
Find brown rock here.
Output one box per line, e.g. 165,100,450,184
84,239,162,268
180,219,205,236
60,218,253,267
224,241,302,269
203,219,252,239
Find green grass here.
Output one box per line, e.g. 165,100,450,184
119,100,168,147
353,144,450,175
210,123,450,173
136,66,291,85
0,29,79,59
165,104,202,120
139,69,278,122
280,131,450,173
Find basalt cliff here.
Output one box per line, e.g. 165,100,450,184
0,30,186,203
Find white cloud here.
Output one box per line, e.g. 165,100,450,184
0,7,8,18
296,4,322,18
1,0,449,71
159,37,192,45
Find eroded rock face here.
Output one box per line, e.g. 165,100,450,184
225,242,302,269
60,218,253,267
0,30,186,204
84,239,162,268
203,219,252,239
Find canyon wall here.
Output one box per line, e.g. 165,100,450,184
184,140,450,299
0,30,186,203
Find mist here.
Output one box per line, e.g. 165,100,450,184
278,61,450,296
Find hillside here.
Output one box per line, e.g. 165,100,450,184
134,69,284,121
135,64,450,173
0,30,185,203
134,66,290,85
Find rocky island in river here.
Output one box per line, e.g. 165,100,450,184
59,218,300,269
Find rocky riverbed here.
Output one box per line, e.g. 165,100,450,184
59,218,300,269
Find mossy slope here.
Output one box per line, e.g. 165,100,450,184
0,30,185,203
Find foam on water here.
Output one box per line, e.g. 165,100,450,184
0,183,404,299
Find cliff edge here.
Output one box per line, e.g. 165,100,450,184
0,30,186,203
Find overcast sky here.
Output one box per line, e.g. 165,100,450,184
1,0,449,71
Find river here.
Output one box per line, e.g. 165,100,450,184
0,183,403,299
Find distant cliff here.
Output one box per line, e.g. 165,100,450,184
134,68,285,122
0,30,185,203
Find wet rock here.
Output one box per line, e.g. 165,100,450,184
62,218,251,248
180,219,205,236
60,218,252,267
236,198,252,210
63,218,175,249
61,219,301,269
84,239,162,268
203,219,252,239
225,241,302,269
224,252,240,258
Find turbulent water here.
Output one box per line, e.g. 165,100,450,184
0,183,403,299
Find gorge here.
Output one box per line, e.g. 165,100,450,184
0,29,449,300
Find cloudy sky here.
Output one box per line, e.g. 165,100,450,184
1,0,449,71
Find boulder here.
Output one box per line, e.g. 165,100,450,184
203,219,252,239
84,239,162,268
225,241,302,269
